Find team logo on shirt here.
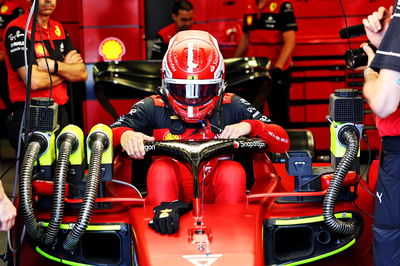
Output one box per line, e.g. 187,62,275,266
54,25,61,37
34,43,49,57
8,30,24,41
270,3,277,11
246,15,253,26
1,5,8,13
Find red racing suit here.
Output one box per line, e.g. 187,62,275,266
151,23,200,60
111,93,290,205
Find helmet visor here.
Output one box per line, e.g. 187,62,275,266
166,82,220,105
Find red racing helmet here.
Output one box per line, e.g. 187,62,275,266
161,30,225,123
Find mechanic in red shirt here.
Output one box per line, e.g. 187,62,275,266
3,0,87,149
0,0,27,109
151,0,199,59
234,0,297,128
363,6,400,265
112,30,290,234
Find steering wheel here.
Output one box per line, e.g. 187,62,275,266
143,138,267,199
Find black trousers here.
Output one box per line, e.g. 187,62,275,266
267,68,291,128
6,102,69,150
373,136,400,265
0,61,11,110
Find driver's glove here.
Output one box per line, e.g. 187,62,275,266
148,200,192,234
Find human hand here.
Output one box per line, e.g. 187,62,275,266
148,200,192,234
219,122,251,139
37,58,55,73
0,194,17,231
362,43,376,66
63,50,83,64
362,6,393,48
120,131,155,159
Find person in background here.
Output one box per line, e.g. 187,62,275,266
0,179,16,231
151,0,198,59
362,5,400,265
3,0,88,150
112,30,289,235
0,0,27,110
234,0,297,128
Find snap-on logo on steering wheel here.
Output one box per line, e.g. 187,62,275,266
238,140,265,149
144,145,156,152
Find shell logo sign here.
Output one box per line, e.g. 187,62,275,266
34,43,49,57
246,15,253,26
98,37,126,62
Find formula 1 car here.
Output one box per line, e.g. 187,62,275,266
7,103,376,265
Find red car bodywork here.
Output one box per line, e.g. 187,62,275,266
14,150,376,266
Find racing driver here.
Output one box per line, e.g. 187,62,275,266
111,30,290,234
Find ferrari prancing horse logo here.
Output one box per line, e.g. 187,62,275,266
54,25,61,37
182,254,223,266
1,5,8,14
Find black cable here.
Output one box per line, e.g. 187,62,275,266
21,12,55,137
181,128,201,140
180,119,224,140
354,132,376,199
359,133,372,180
22,0,39,152
199,119,224,133
339,0,359,129
353,198,374,219
0,2,56,183
323,129,359,235
37,25,54,100
339,0,376,221
16,2,39,265
351,132,375,218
